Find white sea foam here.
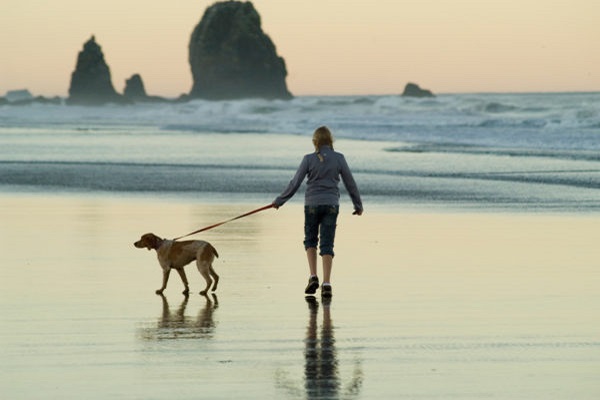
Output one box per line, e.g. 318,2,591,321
1,93,599,210
1,93,598,137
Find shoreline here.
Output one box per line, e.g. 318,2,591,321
2,187,599,216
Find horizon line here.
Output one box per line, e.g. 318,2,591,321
3,89,600,101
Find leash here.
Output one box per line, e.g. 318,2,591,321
172,203,274,241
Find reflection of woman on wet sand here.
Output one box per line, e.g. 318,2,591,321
304,297,339,398
276,298,363,399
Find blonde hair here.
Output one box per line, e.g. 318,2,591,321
312,126,334,151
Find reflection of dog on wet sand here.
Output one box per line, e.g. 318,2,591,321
134,233,219,295
138,294,219,340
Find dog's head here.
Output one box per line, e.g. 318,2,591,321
134,233,162,251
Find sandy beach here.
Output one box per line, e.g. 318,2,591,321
0,192,598,399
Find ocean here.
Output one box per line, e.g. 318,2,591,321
1,92,599,211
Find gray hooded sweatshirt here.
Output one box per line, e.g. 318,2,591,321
273,145,363,212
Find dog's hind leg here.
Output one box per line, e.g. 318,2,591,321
196,261,213,295
209,265,219,292
176,268,190,296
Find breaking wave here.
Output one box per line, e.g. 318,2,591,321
1,92,599,211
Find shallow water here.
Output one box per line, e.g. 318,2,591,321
1,193,599,399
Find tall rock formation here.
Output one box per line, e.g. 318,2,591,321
68,36,123,105
188,1,292,100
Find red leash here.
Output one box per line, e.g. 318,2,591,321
173,203,274,241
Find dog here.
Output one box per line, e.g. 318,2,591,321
134,233,219,295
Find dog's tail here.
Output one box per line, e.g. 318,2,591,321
208,243,219,259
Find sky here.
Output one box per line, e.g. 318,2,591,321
1,0,598,97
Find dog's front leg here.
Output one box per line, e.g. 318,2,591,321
176,268,190,295
156,268,171,295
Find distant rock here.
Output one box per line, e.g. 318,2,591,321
31,96,62,105
124,74,168,103
124,74,147,100
68,36,125,105
188,1,292,100
401,83,435,98
2,90,62,106
5,89,34,103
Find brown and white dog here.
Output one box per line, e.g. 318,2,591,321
134,233,219,295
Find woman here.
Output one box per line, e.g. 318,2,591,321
273,126,363,297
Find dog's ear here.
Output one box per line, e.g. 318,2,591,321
142,233,161,250
149,234,159,249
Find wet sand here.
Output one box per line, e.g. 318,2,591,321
1,193,599,399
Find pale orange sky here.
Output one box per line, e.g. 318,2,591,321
1,0,598,97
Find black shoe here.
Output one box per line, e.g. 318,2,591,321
305,276,319,294
321,284,332,298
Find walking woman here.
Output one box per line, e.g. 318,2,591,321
273,126,363,297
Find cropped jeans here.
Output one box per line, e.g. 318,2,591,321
304,205,339,257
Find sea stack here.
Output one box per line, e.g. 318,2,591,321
188,1,292,100
401,82,435,98
124,74,147,100
68,36,124,105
